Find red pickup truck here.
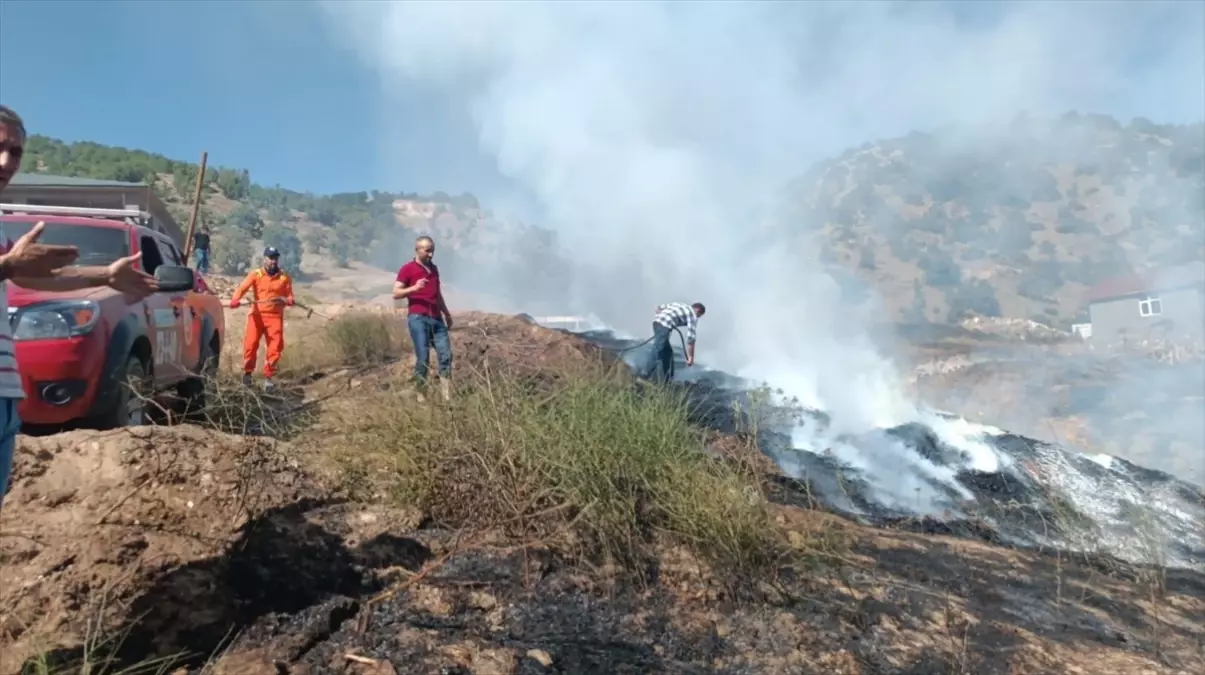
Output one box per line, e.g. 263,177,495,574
0,203,226,428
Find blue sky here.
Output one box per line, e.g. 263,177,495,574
0,0,495,195
1,0,1201,202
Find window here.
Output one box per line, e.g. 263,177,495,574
156,237,183,265
1139,295,1163,317
139,236,166,274
1,221,130,266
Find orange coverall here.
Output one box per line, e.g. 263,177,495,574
231,268,295,378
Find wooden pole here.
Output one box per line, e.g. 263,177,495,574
182,151,209,261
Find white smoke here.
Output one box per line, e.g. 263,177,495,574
316,1,1204,482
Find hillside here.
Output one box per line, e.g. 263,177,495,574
20,136,557,294
787,113,1205,326
19,112,1205,327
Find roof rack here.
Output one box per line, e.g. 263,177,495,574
0,202,154,228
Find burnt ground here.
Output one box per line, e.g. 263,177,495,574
2,312,1203,675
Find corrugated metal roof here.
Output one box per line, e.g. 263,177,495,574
1086,261,1205,303
7,173,147,188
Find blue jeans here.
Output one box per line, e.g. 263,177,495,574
194,248,210,274
643,323,675,383
194,248,210,275
407,313,452,385
0,398,21,515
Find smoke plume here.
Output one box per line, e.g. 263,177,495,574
317,1,1204,444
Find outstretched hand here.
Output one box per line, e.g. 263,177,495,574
1,222,79,278
105,252,159,300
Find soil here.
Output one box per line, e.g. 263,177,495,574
2,312,1202,675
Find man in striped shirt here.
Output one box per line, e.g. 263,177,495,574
643,301,705,383
0,105,158,513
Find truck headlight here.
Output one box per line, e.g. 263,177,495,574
9,301,101,341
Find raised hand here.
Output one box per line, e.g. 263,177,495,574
0,222,79,278
104,252,159,300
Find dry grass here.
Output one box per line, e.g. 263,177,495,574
324,360,784,571
184,311,785,573
220,308,407,380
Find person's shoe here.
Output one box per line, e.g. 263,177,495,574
263,377,276,392
241,374,253,387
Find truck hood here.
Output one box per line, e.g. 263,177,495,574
5,284,114,308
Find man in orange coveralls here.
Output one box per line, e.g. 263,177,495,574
229,246,295,390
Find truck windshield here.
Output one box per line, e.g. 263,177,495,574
1,222,130,267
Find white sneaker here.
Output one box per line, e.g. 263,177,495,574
263,378,276,392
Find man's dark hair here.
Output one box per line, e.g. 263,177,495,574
0,105,27,142
692,302,706,315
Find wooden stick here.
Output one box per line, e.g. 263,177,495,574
182,151,209,261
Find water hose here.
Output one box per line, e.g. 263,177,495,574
616,326,688,355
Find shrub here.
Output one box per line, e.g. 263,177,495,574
326,360,782,571
324,312,405,367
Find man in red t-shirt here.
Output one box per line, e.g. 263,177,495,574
393,235,454,399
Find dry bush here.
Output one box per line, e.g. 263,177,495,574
324,360,783,572
221,310,406,380
321,311,406,367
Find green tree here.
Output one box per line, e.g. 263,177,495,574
215,168,251,200
303,228,330,255
330,236,353,268
214,229,253,275
224,204,264,238
308,205,338,227
946,280,1001,320
268,203,292,224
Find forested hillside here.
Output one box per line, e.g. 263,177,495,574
785,113,1204,326
21,135,489,276
20,112,1205,326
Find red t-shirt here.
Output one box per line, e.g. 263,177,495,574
396,260,443,318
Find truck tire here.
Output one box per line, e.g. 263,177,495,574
95,355,152,429
178,334,220,416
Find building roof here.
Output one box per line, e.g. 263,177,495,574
7,173,147,189
1086,261,1205,303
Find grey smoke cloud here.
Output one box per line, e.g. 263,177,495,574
317,0,1204,437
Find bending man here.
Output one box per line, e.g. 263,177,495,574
645,302,705,383
393,235,453,400
230,246,295,390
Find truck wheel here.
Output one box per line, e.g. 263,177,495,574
97,355,152,429
178,336,220,416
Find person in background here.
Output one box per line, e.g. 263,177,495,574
0,104,158,514
393,235,453,401
644,301,705,383
229,246,294,391
193,225,211,275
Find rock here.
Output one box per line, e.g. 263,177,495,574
473,648,518,675
525,649,553,668
469,590,498,611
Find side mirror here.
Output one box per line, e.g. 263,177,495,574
154,264,196,293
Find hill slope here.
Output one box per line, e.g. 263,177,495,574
18,112,1205,326
19,135,550,284
787,113,1205,326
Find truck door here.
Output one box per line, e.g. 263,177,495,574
156,236,203,375
138,235,185,386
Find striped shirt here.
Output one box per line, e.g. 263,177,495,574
0,225,23,399
654,302,699,345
